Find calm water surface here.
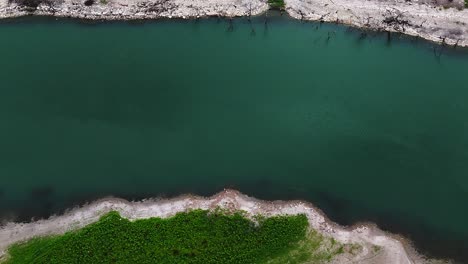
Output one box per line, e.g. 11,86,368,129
1,15,468,261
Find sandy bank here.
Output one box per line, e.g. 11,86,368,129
0,189,449,264
1,0,468,47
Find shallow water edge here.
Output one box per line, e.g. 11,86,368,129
1,15,468,263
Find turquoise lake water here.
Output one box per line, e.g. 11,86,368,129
0,15,468,261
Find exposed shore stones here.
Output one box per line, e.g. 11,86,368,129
1,0,468,47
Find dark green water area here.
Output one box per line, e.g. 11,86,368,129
1,14,468,262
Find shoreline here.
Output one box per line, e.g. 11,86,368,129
284,0,468,47
1,0,468,47
0,189,449,264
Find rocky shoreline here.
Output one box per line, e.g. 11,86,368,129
0,190,449,264
0,0,269,20
1,0,468,47
285,0,468,47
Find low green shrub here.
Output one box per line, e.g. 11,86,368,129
268,0,285,10
5,210,309,264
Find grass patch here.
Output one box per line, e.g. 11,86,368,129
268,0,285,10
4,210,311,264
267,229,345,264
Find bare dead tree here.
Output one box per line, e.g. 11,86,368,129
227,17,234,32
433,46,443,62
298,10,305,21
250,27,256,36
442,36,447,44
364,16,373,27
325,31,336,44
319,12,330,26
248,3,256,36
358,31,368,41
431,37,447,62
386,31,392,46
382,8,411,32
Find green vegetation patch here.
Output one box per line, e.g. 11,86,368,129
5,210,315,264
268,0,285,10
465,0,468,8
